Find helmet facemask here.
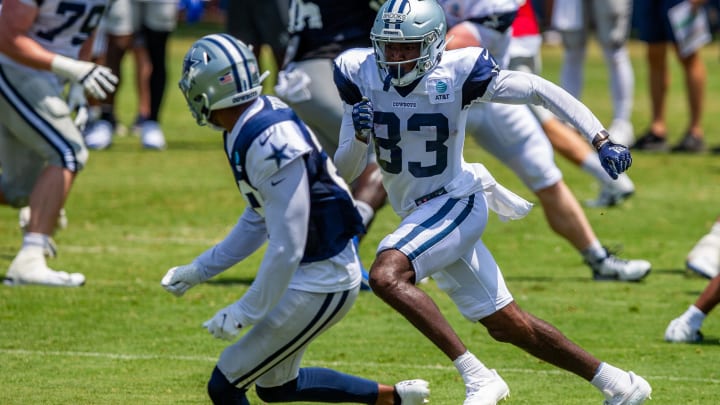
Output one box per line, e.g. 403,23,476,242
372,30,443,87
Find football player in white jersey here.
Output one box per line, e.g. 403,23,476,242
334,1,651,404
161,34,430,405
439,0,650,281
550,0,635,146
0,0,118,286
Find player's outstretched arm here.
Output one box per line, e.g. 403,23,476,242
481,69,633,177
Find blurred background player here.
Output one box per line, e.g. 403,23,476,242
440,0,651,281
0,0,117,286
509,0,635,207
83,0,178,150
275,0,388,244
549,0,636,147
226,0,289,82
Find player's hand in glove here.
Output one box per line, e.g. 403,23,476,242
66,82,89,131
352,97,374,143
51,55,118,100
161,262,206,297
596,135,632,180
203,303,244,341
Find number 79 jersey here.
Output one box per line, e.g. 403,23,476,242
333,46,499,217
0,0,108,72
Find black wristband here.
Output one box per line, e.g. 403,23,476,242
592,130,610,149
393,389,401,405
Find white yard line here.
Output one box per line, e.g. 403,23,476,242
1,348,718,384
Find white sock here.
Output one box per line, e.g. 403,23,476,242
453,351,492,384
682,305,706,330
355,200,375,228
581,153,613,184
581,240,606,262
591,362,629,398
22,232,49,250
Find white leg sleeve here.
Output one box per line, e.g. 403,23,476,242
602,45,634,122
560,46,586,99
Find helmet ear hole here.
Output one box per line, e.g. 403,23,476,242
199,93,211,124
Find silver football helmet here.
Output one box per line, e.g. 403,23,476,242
370,0,447,87
179,34,269,127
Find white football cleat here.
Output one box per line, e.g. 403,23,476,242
587,250,651,282
664,317,703,343
83,119,114,150
608,119,635,147
463,369,509,405
586,173,635,208
140,120,167,150
603,372,652,405
395,379,430,404
4,248,84,287
686,233,720,279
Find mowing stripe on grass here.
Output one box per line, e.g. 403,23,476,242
2,348,718,384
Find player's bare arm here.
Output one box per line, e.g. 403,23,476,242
0,0,56,70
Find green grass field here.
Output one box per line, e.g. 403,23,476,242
2,22,720,404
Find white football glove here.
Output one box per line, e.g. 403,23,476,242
66,82,89,131
161,262,206,297
51,54,118,100
203,303,244,341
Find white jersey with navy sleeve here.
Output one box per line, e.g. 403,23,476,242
0,0,109,85
334,47,605,218
334,47,499,217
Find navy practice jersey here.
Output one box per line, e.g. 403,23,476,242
286,0,376,61
224,95,365,262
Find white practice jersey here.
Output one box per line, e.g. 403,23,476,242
334,47,604,217
0,0,108,81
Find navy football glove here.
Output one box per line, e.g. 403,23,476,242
598,141,632,180
352,97,374,143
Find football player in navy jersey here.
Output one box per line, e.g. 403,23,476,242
333,1,651,404
276,0,387,245
161,34,430,405
0,0,117,286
